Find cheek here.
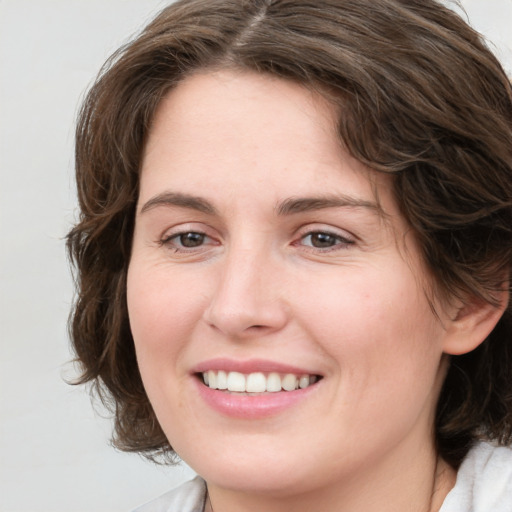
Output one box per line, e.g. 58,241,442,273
126,262,208,379
126,263,210,443
298,273,445,456
294,265,444,397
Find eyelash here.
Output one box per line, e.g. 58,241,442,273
297,230,355,251
160,230,215,252
159,229,354,254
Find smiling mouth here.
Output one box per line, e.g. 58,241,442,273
199,370,321,394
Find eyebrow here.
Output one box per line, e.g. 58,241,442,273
276,195,381,216
140,192,218,215
139,191,381,217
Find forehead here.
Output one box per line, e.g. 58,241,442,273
144,70,340,168
140,69,394,221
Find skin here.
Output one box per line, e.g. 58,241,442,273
126,69,498,512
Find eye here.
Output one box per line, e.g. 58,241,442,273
176,232,206,248
161,231,213,250
299,231,354,250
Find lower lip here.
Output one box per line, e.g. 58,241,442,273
194,378,319,419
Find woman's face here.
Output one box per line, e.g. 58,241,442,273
127,70,453,495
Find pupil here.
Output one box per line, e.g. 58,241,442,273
180,232,204,247
312,233,335,248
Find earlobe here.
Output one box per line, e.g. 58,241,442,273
442,288,509,356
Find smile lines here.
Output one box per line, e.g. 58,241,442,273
201,370,319,393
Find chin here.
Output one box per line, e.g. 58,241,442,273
201,463,315,497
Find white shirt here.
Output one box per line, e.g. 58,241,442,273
440,441,512,511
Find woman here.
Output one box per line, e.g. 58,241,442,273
67,1,512,510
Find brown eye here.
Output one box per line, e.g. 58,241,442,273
309,232,338,248
299,231,354,251
178,232,206,247
160,229,219,256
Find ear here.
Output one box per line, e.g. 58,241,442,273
442,288,509,356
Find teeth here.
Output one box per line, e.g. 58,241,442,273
227,371,246,392
201,371,318,393
246,372,266,393
266,372,282,392
207,370,216,389
217,370,228,390
282,374,298,391
299,375,311,389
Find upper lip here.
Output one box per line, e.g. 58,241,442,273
192,358,322,376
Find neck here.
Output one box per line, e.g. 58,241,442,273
204,443,456,512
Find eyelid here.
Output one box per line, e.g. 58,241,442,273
292,224,357,253
160,231,209,245
300,232,353,248
158,222,221,250
159,222,215,239
295,223,356,242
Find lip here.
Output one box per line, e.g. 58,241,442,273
192,358,321,376
192,358,322,419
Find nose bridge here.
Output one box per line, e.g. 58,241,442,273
204,237,287,337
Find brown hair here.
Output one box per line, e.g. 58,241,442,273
67,0,512,467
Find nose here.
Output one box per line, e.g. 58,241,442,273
203,245,289,339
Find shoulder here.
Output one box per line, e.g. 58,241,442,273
440,441,512,512
132,476,207,512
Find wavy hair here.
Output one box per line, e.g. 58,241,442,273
67,0,512,467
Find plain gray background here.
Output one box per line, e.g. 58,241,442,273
1,1,511,511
